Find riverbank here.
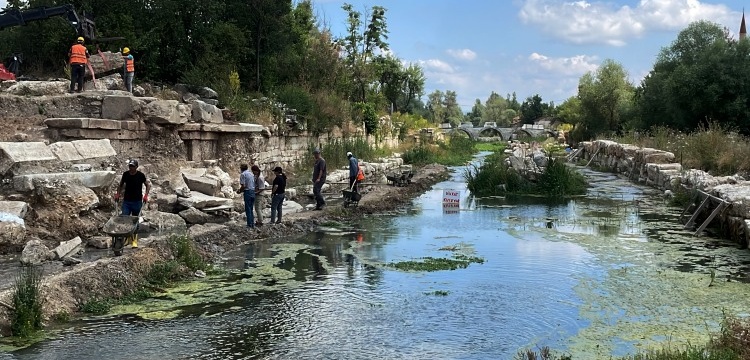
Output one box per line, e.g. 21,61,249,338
0,163,450,336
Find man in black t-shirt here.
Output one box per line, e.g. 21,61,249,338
114,159,151,247
270,166,286,224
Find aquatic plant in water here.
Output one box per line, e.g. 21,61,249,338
11,265,43,338
388,255,484,272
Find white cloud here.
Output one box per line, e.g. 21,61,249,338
418,59,455,73
446,48,477,61
528,52,599,76
519,0,737,46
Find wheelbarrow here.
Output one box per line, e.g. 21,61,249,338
103,200,143,256
102,214,139,256
342,184,362,208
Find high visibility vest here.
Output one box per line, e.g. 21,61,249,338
69,44,87,64
125,57,134,72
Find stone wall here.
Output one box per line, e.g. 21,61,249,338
579,140,750,247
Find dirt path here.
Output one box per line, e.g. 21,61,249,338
0,164,449,334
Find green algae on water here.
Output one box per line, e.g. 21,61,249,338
388,255,484,272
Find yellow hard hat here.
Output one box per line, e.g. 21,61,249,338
77,37,84,43
122,47,130,54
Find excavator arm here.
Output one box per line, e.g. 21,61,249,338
0,4,96,41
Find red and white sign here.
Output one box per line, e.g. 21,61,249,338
443,190,460,213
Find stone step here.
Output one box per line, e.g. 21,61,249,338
44,118,142,131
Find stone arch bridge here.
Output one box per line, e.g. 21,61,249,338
448,126,558,141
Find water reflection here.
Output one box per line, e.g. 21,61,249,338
7,160,750,360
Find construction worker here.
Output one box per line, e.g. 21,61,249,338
68,36,90,93
114,159,150,248
122,47,134,93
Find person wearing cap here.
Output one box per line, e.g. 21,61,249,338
347,151,359,193
236,163,256,228
68,36,90,93
251,165,265,226
270,166,286,224
121,47,135,93
312,148,326,210
114,159,150,248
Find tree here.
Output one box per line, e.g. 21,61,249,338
519,94,547,124
556,96,582,126
467,99,484,126
426,90,445,124
506,92,520,111
443,90,463,127
636,20,750,132
578,59,634,136
482,92,507,125
339,3,389,103
399,63,425,113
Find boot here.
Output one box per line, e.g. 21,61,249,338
131,234,138,248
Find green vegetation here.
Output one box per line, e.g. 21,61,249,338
424,290,450,296
518,316,750,360
388,255,484,272
474,142,506,152
312,137,390,171
10,265,43,338
466,152,587,198
402,136,479,166
613,123,750,176
81,235,208,315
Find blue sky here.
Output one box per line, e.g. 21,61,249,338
311,0,747,111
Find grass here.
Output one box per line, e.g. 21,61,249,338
611,122,750,176
10,265,43,338
402,136,486,166
466,151,587,198
81,235,208,315
308,137,391,171
475,142,507,152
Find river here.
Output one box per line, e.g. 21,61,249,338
3,153,750,359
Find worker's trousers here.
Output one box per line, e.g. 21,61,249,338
124,72,134,93
70,64,85,92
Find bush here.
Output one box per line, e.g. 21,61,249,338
11,265,44,338
466,152,587,198
402,136,480,166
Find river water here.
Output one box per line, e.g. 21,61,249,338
4,154,750,359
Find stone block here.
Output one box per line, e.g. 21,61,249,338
59,128,145,140
0,220,25,254
87,119,122,130
181,167,208,177
88,51,125,76
13,171,116,192
72,139,117,159
142,211,187,234
21,239,53,265
190,100,224,123
48,141,84,162
71,164,92,172
182,173,220,196
0,142,57,174
143,100,191,125
177,191,233,209
102,95,141,120
0,201,29,218
6,81,68,96
120,121,141,131
44,118,89,129
54,236,82,259
86,236,112,249
179,207,213,224
155,193,178,212
202,123,263,133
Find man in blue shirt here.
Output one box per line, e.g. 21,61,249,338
347,151,359,193
236,164,256,228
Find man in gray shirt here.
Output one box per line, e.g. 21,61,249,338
312,148,326,210
236,163,256,227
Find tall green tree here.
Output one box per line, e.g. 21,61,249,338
339,3,389,103
578,59,634,136
482,92,508,125
519,94,548,124
636,21,750,131
426,90,445,124
467,99,484,126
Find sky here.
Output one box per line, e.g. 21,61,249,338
311,0,747,110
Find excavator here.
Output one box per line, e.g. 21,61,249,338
0,4,120,80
